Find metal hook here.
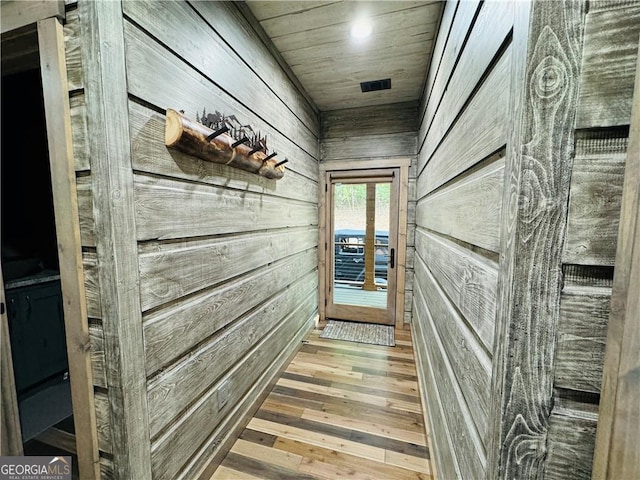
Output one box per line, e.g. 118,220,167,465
206,126,229,142
274,159,289,168
231,136,250,148
247,146,264,157
262,152,277,162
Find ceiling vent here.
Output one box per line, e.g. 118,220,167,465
360,78,391,93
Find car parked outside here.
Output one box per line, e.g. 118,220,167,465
334,229,388,286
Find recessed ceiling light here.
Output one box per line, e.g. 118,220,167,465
350,19,372,39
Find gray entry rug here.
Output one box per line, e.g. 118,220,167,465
320,320,395,347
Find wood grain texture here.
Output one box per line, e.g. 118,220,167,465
172,311,315,480
123,21,319,181
89,323,106,389
418,0,513,169
412,277,486,477
321,132,417,161
563,132,627,265
123,0,317,147
38,17,100,479
488,2,586,478
150,297,317,480
593,38,640,480
411,316,460,480
555,286,611,394
187,1,319,135
214,327,431,480
544,407,598,480
69,94,89,172
418,0,481,146
128,102,317,204
415,228,498,353
416,157,504,253
143,248,317,374
417,51,511,197
63,8,82,92
321,102,418,139
414,257,491,442
576,3,640,128
133,174,316,241
78,1,151,476
138,226,317,311
81,253,100,319
1,0,64,34
146,272,317,438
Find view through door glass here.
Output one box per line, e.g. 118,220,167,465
333,181,390,311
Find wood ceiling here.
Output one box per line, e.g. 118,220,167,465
244,1,444,112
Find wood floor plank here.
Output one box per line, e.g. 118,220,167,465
231,438,303,471
215,327,430,479
247,417,386,462
301,408,427,446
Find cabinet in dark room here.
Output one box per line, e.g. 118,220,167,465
5,273,68,397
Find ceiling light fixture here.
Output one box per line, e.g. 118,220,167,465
350,19,372,39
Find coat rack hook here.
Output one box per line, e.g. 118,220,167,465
247,146,264,157
262,152,277,162
232,136,250,148
206,126,229,141
274,159,289,168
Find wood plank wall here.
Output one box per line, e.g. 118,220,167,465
412,1,511,477
320,102,418,325
64,0,320,477
550,2,640,478
412,1,640,479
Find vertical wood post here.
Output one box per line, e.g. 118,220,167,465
38,17,101,479
592,41,640,480
79,0,152,478
1,267,23,456
364,183,377,291
488,1,586,478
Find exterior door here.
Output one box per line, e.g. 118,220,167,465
325,168,400,325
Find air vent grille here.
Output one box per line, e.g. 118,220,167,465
360,78,391,93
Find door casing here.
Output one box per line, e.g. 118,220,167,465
318,158,410,330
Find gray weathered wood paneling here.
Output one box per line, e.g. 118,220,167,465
412,296,462,480
563,132,627,266
413,2,516,478
416,158,504,253
321,131,417,161
415,257,491,441
576,3,640,129
321,102,418,138
123,20,319,180
123,0,318,147
555,286,611,394
151,295,317,480
143,248,317,374
147,272,318,439
133,174,317,241
128,102,318,204
413,278,486,476
65,0,320,475
138,226,317,311
415,228,498,352
544,407,598,480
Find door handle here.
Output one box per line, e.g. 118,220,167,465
390,248,395,269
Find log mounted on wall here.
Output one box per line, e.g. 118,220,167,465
164,109,285,179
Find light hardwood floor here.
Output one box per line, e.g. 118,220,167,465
212,327,433,480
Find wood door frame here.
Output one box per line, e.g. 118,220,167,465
592,41,640,480
0,9,100,478
319,158,410,330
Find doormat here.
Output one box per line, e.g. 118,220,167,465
320,320,395,347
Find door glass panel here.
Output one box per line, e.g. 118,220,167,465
333,182,389,308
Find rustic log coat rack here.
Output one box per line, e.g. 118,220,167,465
164,108,286,179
